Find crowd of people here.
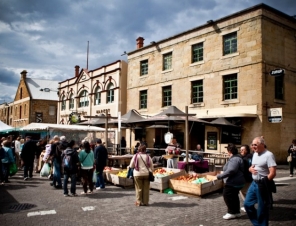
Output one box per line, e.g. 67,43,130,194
1,134,296,225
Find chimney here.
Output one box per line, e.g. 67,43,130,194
136,37,144,49
20,70,27,80
75,65,80,77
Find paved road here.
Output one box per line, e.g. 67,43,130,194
1,165,296,226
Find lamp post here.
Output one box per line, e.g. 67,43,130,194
166,106,196,171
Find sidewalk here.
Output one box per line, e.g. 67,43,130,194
0,165,295,226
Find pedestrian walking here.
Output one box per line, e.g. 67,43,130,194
1,140,15,184
94,138,108,190
217,143,245,220
20,136,38,180
287,139,296,177
129,144,153,206
244,136,277,226
79,141,95,194
62,140,79,197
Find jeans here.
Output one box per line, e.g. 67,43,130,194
81,169,94,193
223,185,241,214
2,163,10,182
24,162,33,178
96,171,105,189
53,158,62,187
63,173,76,195
244,181,269,226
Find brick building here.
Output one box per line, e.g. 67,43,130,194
0,70,59,128
126,4,296,162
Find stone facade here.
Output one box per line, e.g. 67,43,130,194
126,4,296,162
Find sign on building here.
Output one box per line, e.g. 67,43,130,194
36,112,43,123
268,108,282,123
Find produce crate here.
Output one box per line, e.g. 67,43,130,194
150,168,186,192
103,168,121,182
109,172,134,187
169,175,223,196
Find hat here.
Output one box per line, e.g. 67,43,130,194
96,138,102,144
60,136,66,141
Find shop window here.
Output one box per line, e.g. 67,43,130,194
223,74,237,100
139,90,147,109
223,32,237,55
191,80,203,103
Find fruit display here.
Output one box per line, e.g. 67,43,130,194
175,175,210,184
153,168,175,177
104,166,112,171
117,170,128,178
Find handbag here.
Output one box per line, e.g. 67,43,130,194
9,163,18,176
40,163,50,177
287,153,292,162
139,154,154,182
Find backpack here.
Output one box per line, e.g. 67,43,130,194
62,154,73,172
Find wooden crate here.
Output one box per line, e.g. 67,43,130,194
103,168,121,182
169,175,223,196
150,168,186,192
109,172,134,187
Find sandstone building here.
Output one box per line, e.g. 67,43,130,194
0,70,59,128
126,4,296,162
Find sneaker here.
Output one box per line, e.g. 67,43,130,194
24,177,28,181
223,213,237,220
71,193,78,196
81,191,87,195
96,187,105,190
241,207,246,212
64,194,70,197
290,174,293,177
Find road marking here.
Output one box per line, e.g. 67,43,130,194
168,196,188,201
82,206,96,211
27,210,56,217
274,177,296,182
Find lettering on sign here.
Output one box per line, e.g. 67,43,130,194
268,108,282,123
270,69,284,76
96,109,110,114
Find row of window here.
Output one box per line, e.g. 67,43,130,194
140,32,238,76
61,84,115,111
0,105,26,117
139,73,284,109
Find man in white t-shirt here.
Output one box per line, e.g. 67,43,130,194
244,136,276,226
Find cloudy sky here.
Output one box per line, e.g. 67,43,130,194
0,0,295,104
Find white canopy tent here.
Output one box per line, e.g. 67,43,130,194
0,120,13,131
20,123,105,132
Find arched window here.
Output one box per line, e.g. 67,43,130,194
106,83,114,103
61,96,66,110
69,94,74,110
79,90,89,107
94,86,101,105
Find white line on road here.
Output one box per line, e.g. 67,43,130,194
27,210,56,217
168,196,188,201
82,206,96,211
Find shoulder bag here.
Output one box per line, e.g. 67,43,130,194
287,153,292,162
139,154,154,182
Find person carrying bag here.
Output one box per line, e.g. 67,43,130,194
129,144,153,206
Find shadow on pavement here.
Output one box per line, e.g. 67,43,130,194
150,201,197,208
270,206,296,222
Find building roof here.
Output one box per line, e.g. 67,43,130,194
26,78,59,101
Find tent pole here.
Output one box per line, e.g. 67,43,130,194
185,106,189,170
